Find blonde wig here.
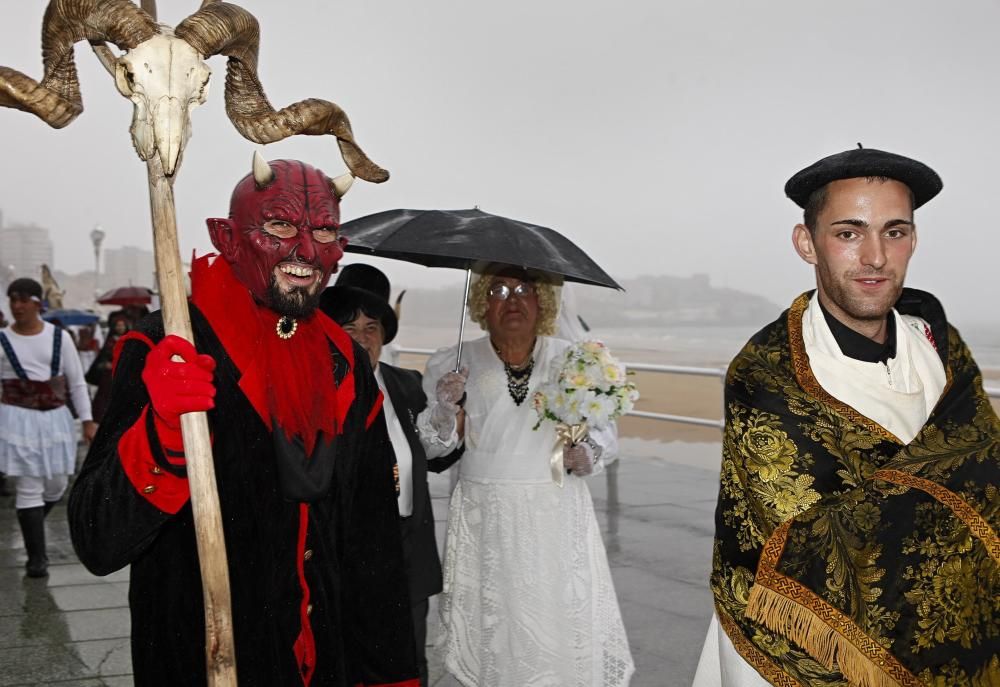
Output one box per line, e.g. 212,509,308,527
468,264,561,336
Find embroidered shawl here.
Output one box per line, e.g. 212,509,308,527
710,290,1000,686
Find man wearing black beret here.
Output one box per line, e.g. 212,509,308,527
696,147,999,685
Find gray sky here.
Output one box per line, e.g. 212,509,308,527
1,0,998,326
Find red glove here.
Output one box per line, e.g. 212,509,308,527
141,335,216,448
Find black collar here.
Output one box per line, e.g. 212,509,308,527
818,298,897,364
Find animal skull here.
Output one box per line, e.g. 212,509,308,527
0,0,388,183
113,31,212,176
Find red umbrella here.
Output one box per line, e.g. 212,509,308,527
96,286,154,306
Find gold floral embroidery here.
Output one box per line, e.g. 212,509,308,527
712,292,1000,685
899,488,1000,654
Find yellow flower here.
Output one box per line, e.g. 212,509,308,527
740,416,797,482
751,630,790,657
853,503,881,531
730,566,754,605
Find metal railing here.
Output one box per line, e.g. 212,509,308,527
619,361,725,429
395,347,1000,430
395,347,727,429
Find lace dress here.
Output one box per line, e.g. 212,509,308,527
418,336,634,687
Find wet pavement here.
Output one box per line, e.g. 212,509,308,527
0,439,721,686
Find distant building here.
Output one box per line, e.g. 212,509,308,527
103,245,155,291
0,212,55,283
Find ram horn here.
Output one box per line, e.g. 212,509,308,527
175,2,389,184
0,0,158,128
139,0,157,21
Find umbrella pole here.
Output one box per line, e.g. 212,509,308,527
454,269,472,371
146,156,237,685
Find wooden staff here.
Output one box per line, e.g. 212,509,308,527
2,4,388,681
146,154,237,686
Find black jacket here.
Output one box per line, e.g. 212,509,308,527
377,363,443,605
69,307,417,687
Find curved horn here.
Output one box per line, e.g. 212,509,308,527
0,0,157,128
140,0,157,22
252,149,274,188
330,173,354,199
175,3,389,183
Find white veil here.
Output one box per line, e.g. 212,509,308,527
555,282,590,342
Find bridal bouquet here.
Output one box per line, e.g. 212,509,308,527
533,340,639,484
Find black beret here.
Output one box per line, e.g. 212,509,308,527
785,147,942,209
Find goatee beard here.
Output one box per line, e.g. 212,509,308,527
267,278,321,318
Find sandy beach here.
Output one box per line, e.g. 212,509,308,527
397,341,1000,449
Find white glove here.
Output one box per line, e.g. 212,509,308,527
563,442,595,477
430,367,468,440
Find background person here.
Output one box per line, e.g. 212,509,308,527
86,314,130,424
0,277,95,577
417,263,635,687
321,263,453,687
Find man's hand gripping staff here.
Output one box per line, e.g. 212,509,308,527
141,335,217,454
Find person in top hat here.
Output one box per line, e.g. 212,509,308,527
320,264,455,687
694,147,999,685
0,277,95,577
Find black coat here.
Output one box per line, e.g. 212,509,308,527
378,363,443,605
68,307,417,687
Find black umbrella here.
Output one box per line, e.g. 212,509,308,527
340,208,620,366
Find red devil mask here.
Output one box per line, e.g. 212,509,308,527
206,156,352,316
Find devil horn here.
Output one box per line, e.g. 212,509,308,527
252,150,274,188
331,174,354,199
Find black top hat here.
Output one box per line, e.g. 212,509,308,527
785,146,942,210
319,264,398,344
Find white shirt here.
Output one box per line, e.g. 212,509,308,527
375,365,413,518
0,321,93,422
802,293,946,444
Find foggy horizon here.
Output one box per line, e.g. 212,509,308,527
1,0,998,328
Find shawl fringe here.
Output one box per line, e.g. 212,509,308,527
745,584,901,687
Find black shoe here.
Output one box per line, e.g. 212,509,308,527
16,507,48,578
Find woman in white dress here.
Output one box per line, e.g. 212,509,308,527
418,264,634,687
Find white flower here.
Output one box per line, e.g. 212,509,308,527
533,340,637,431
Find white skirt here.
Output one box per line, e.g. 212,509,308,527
438,476,634,687
0,404,77,478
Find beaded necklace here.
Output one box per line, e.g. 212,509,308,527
493,339,535,406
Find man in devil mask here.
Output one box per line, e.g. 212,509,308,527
69,156,418,687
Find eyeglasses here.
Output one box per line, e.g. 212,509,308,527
487,282,535,301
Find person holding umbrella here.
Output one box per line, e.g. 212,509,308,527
418,263,635,687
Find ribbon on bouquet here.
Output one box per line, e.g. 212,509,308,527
549,422,589,487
